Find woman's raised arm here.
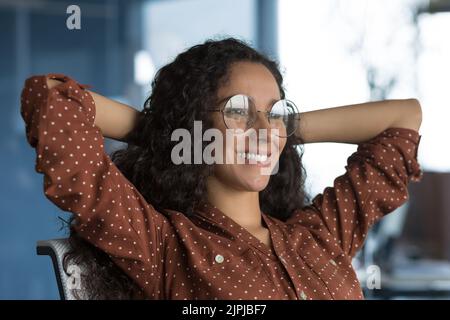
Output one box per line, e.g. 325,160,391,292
46,77,139,142
296,99,422,144
288,99,423,258
21,73,171,298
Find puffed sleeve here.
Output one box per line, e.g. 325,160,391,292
20,74,172,298
288,127,423,258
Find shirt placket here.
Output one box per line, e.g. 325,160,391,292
261,215,307,300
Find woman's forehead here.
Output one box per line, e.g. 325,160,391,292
218,63,281,105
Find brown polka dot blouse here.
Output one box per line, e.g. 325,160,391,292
20,73,423,300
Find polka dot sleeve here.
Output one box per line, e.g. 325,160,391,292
20,74,170,297
289,127,423,258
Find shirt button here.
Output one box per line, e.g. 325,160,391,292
280,257,287,264
329,259,337,267
215,254,224,264
300,291,307,300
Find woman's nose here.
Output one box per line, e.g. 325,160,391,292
253,111,271,130
252,112,273,143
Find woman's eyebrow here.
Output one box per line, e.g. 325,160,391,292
217,95,234,105
217,95,280,106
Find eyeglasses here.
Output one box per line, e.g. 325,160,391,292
208,94,300,138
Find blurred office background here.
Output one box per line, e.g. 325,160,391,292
0,0,449,299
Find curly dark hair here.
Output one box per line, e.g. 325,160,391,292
63,37,310,299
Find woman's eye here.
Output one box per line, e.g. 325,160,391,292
268,113,283,120
227,108,248,116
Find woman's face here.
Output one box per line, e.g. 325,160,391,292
209,61,287,192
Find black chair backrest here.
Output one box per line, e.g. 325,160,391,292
36,238,84,300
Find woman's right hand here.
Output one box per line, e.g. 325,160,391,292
46,77,139,142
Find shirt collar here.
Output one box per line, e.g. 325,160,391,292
193,201,278,260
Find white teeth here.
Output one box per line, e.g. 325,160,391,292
237,152,268,162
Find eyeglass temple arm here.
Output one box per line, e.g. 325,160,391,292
208,109,302,120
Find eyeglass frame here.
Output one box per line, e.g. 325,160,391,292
207,94,301,138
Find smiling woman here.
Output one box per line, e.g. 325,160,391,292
20,37,423,299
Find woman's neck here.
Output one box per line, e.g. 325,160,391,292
206,176,263,231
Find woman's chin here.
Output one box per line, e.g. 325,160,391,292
238,174,270,192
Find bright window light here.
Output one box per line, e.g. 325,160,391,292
278,0,446,198
134,50,155,86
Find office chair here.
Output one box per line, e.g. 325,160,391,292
36,238,82,300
